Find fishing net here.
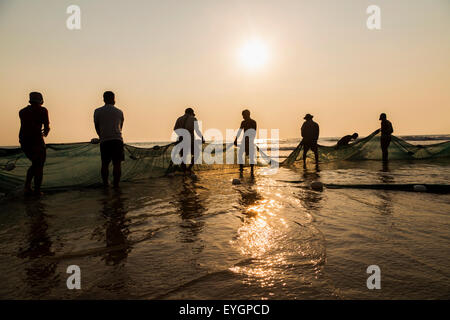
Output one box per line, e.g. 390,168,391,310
282,131,450,166
1,132,449,193
0,143,175,193
0,141,266,193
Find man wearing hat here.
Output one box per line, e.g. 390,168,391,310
376,113,394,162
19,92,50,195
301,113,320,167
173,107,205,173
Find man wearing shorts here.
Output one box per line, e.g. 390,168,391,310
19,92,50,195
94,91,124,188
234,109,257,176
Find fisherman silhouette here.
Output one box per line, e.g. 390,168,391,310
300,114,319,168
94,91,125,188
374,113,393,162
19,92,50,196
174,107,205,174
337,133,358,147
234,109,257,176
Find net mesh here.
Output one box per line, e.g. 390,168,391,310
1,132,449,193
0,142,257,193
0,143,176,193
282,131,450,166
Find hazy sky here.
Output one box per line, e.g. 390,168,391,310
1,0,449,145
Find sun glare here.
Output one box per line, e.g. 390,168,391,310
239,39,269,70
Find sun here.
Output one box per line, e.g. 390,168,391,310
238,38,269,70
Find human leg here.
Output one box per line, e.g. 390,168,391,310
112,160,121,188
303,145,311,165
380,136,391,162
100,141,112,186
312,143,319,164
101,160,110,186
21,143,34,192
187,138,196,172
111,140,125,187
33,144,46,193
25,165,34,192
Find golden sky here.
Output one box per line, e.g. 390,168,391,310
1,0,449,146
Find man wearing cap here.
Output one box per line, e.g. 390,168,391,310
94,91,124,188
301,113,320,167
19,92,50,195
376,113,394,162
173,107,205,173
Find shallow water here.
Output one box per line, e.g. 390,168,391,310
0,158,449,299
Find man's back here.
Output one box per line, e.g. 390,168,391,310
19,105,49,143
94,104,124,142
174,114,197,135
240,118,257,132
337,135,352,147
301,120,319,143
381,119,393,136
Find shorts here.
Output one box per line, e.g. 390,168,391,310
380,135,391,150
20,139,46,165
177,135,196,159
303,141,318,153
243,137,255,155
100,139,125,163
238,138,257,165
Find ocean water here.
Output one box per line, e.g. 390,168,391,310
0,136,449,299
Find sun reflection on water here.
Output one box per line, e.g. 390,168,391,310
230,195,290,286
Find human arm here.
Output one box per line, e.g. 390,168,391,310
234,122,244,146
94,110,101,137
42,108,50,137
193,119,205,143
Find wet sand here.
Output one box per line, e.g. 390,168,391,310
0,161,449,299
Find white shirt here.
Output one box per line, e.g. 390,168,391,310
94,104,124,143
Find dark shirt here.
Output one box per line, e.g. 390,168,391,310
381,120,393,136
301,120,319,144
240,118,257,132
19,105,50,144
238,118,257,154
239,118,257,143
337,135,353,147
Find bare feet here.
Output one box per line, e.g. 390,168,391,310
24,187,33,196
33,189,44,197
